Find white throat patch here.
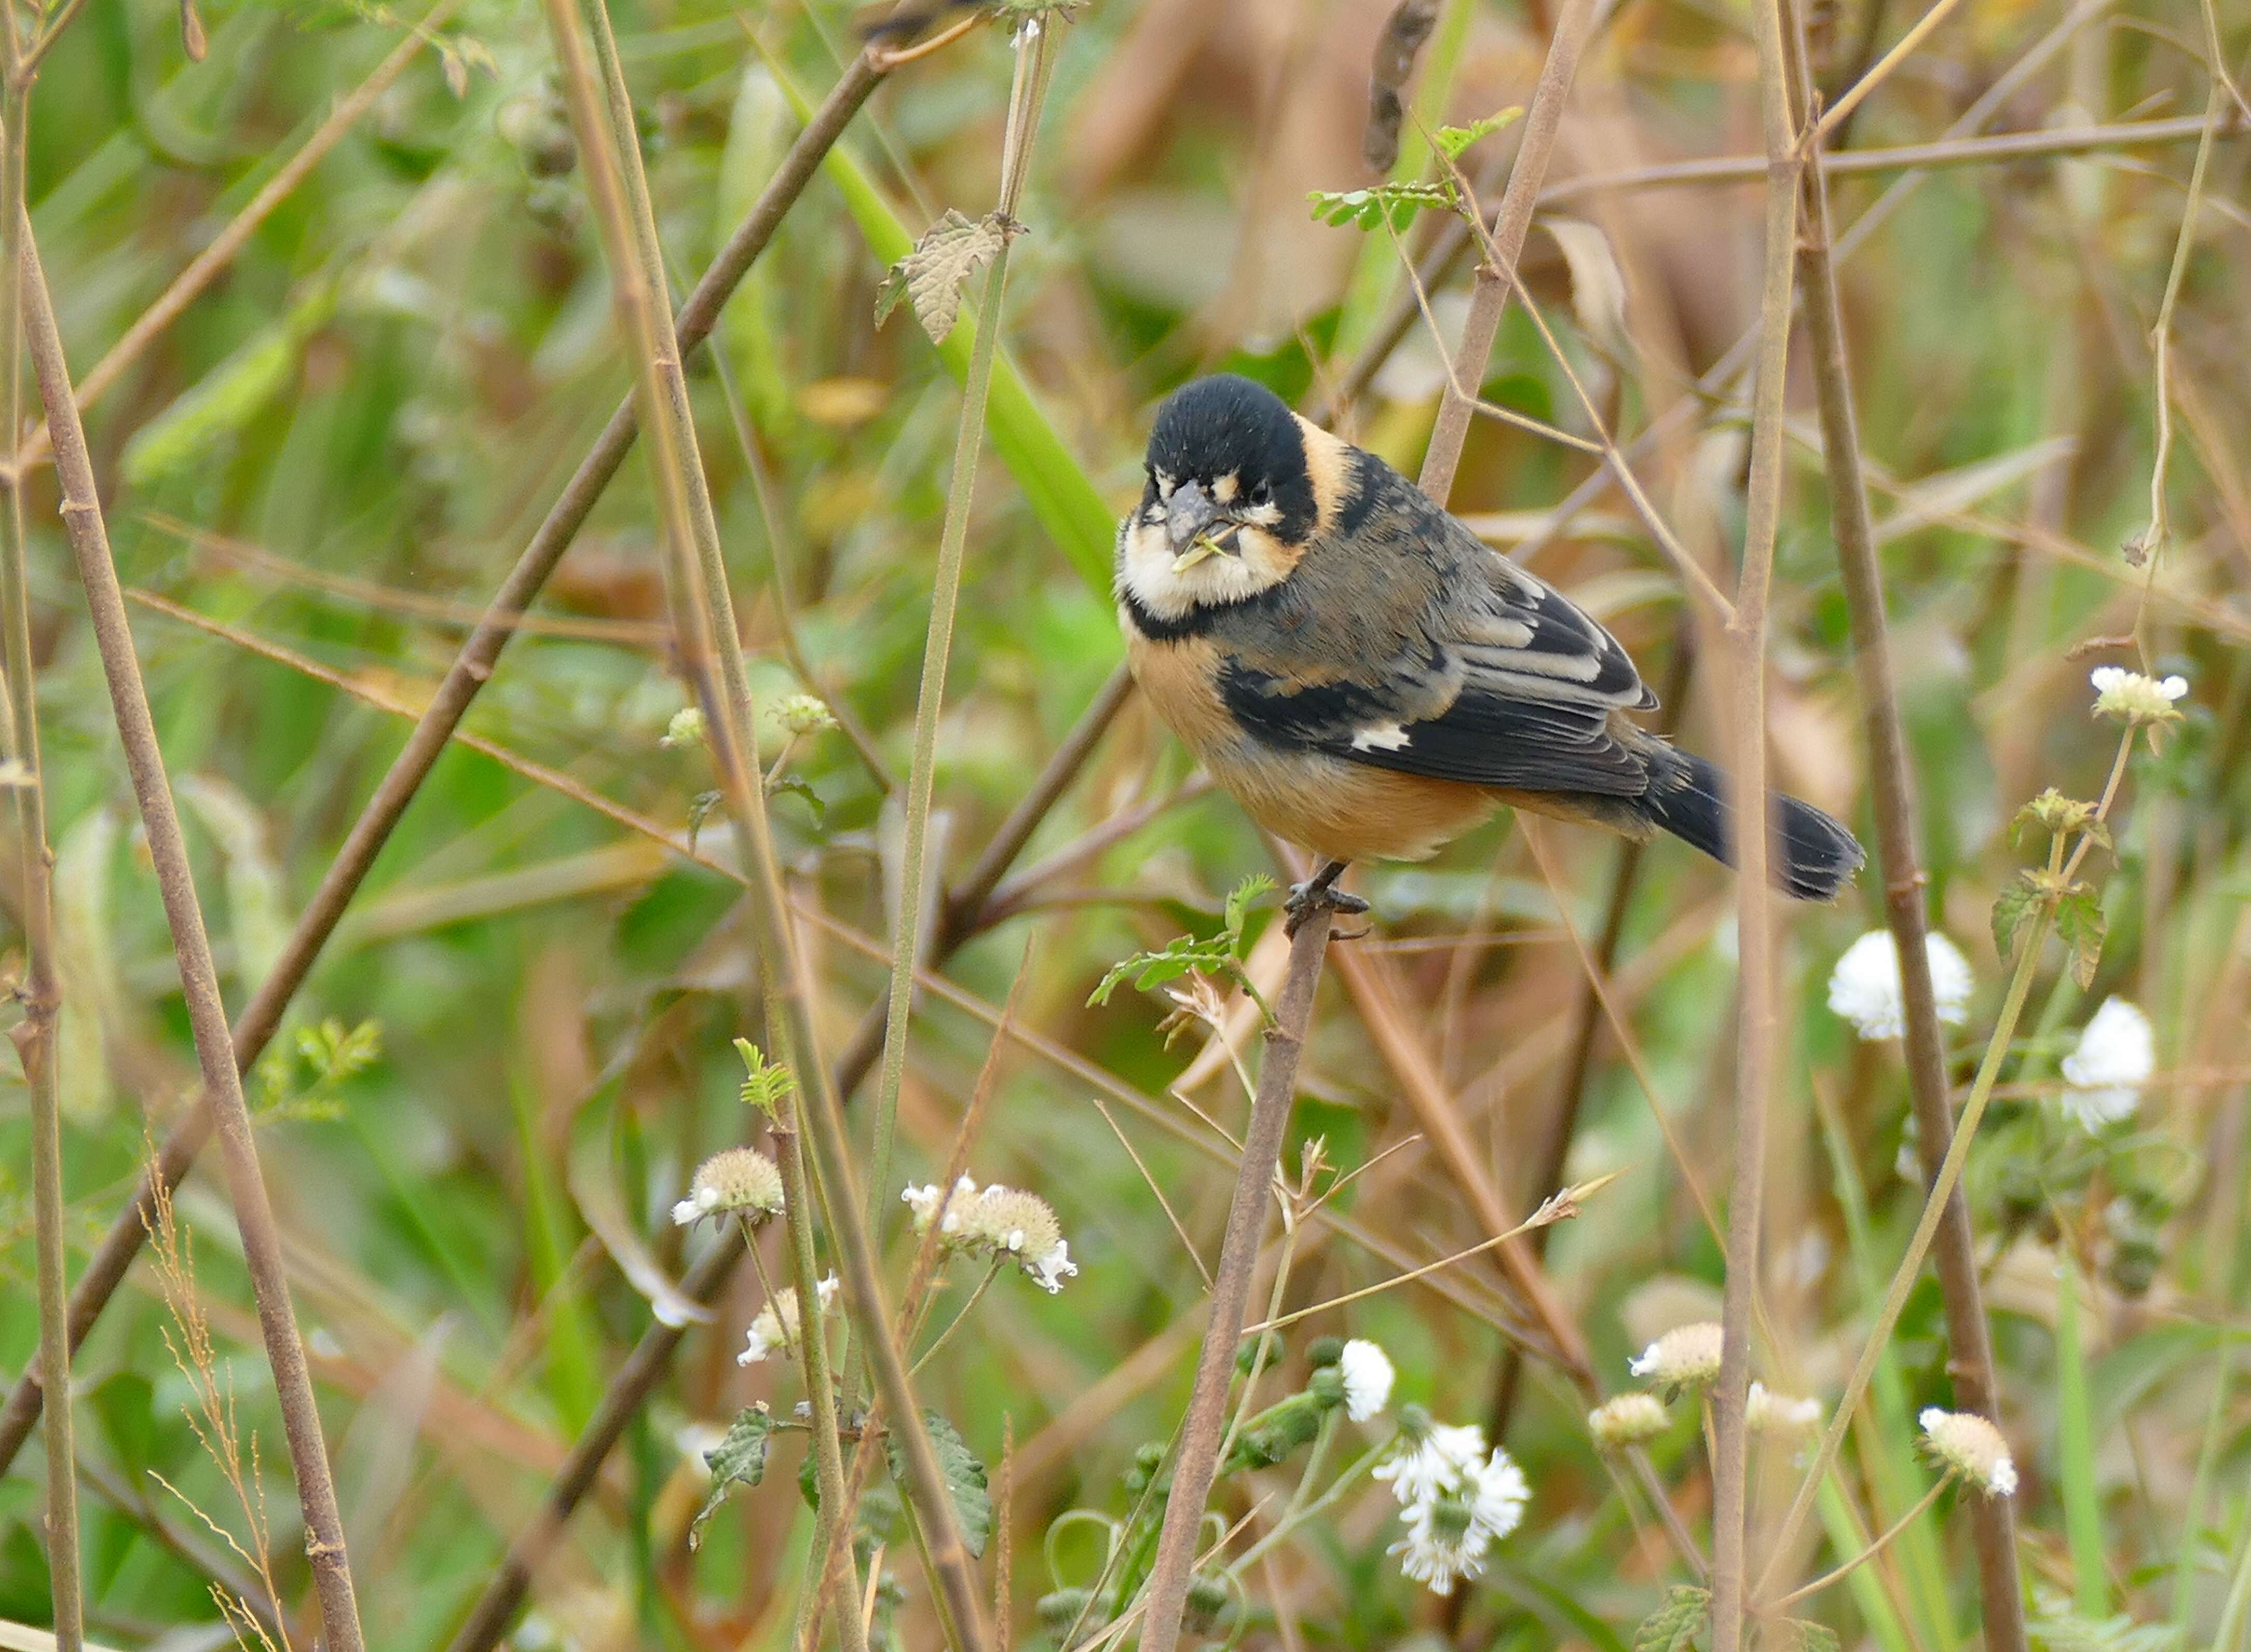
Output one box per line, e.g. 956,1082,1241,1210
1117,514,1296,623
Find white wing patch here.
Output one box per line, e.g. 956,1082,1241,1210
1350,722,1412,752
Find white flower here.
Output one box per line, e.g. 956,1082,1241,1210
671,1147,784,1227
1378,1426,1529,1595
2090,665,2188,726
1025,1238,1077,1294
1746,1382,1822,1435
1391,1495,1487,1596
1339,1339,1395,1422
738,1274,840,1366
1827,929,1974,1041
901,1176,976,1234
1628,1322,1724,1391
1920,1407,2017,1496
2059,997,2153,1131
1588,1392,1670,1449
1374,1422,1489,1506
1463,1447,1528,1539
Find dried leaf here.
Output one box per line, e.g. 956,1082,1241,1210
876,208,1008,344
179,0,207,60
1540,216,1630,354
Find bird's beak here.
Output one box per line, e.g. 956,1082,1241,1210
1164,479,1222,553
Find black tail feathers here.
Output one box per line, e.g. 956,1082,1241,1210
1641,749,1865,901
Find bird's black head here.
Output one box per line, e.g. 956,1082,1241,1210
1142,374,1318,551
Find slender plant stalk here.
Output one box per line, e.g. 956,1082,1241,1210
18,228,367,1652
770,1074,870,1652
1786,2,2030,1635
539,4,989,1643
0,47,891,1481
0,36,82,1649
1133,907,1335,1652
1414,0,1598,503
1708,0,1801,1638
867,13,1057,1221
1756,904,2056,1596
1770,1476,1953,1612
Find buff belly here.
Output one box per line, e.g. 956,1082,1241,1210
1126,631,1490,861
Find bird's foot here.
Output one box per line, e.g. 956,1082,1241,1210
1283,862,1370,939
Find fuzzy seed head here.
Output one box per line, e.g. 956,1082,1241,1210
1588,1392,1671,1449
1920,1407,2017,1496
1746,1382,1822,1435
738,1274,840,1366
672,1147,784,1227
2090,665,2188,727
1628,1321,1725,1392
775,693,837,737
660,706,706,748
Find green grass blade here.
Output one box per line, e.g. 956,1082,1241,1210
2056,1257,2110,1616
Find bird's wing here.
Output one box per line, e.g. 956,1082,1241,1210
1217,504,1659,796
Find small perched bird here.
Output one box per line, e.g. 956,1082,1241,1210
1115,374,1865,931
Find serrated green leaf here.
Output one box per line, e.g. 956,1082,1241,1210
732,1040,797,1120
1993,874,2042,962
1223,873,1276,948
1780,1619,1842,1652
1632,1585,1710,1652
1087,934,1233,1006
766,771,827,828
2055,885,2107,990
890,1411,991,1558
690,1404,773,1549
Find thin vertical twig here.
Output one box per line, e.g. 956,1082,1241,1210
867,12,1057,1223
0,48,894,1482
1133,907,1336,1652
0,23,82,1645
1784,0,2029,1640
18,228,367,1652
1415,0,1600,504
1709,0,1802,1636
537,2,988,1645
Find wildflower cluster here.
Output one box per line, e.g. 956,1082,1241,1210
901,1175,1077,1293
1595,1322,1821,1452
1374,1408,1528,1596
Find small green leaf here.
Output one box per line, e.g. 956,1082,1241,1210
890,1411,992,1557
687,788,724,852
2055,885,2107,990
1632,1586,1710,1652
1435,104,1523,158
766,771,827,827
733,1041,797,1121
1993,873,2042,962
1222,873,1276,950
689,1404,773,1550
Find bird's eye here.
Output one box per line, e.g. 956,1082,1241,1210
1249,479,1274,507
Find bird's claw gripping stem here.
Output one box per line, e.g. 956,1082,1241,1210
1283,860,1370,938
